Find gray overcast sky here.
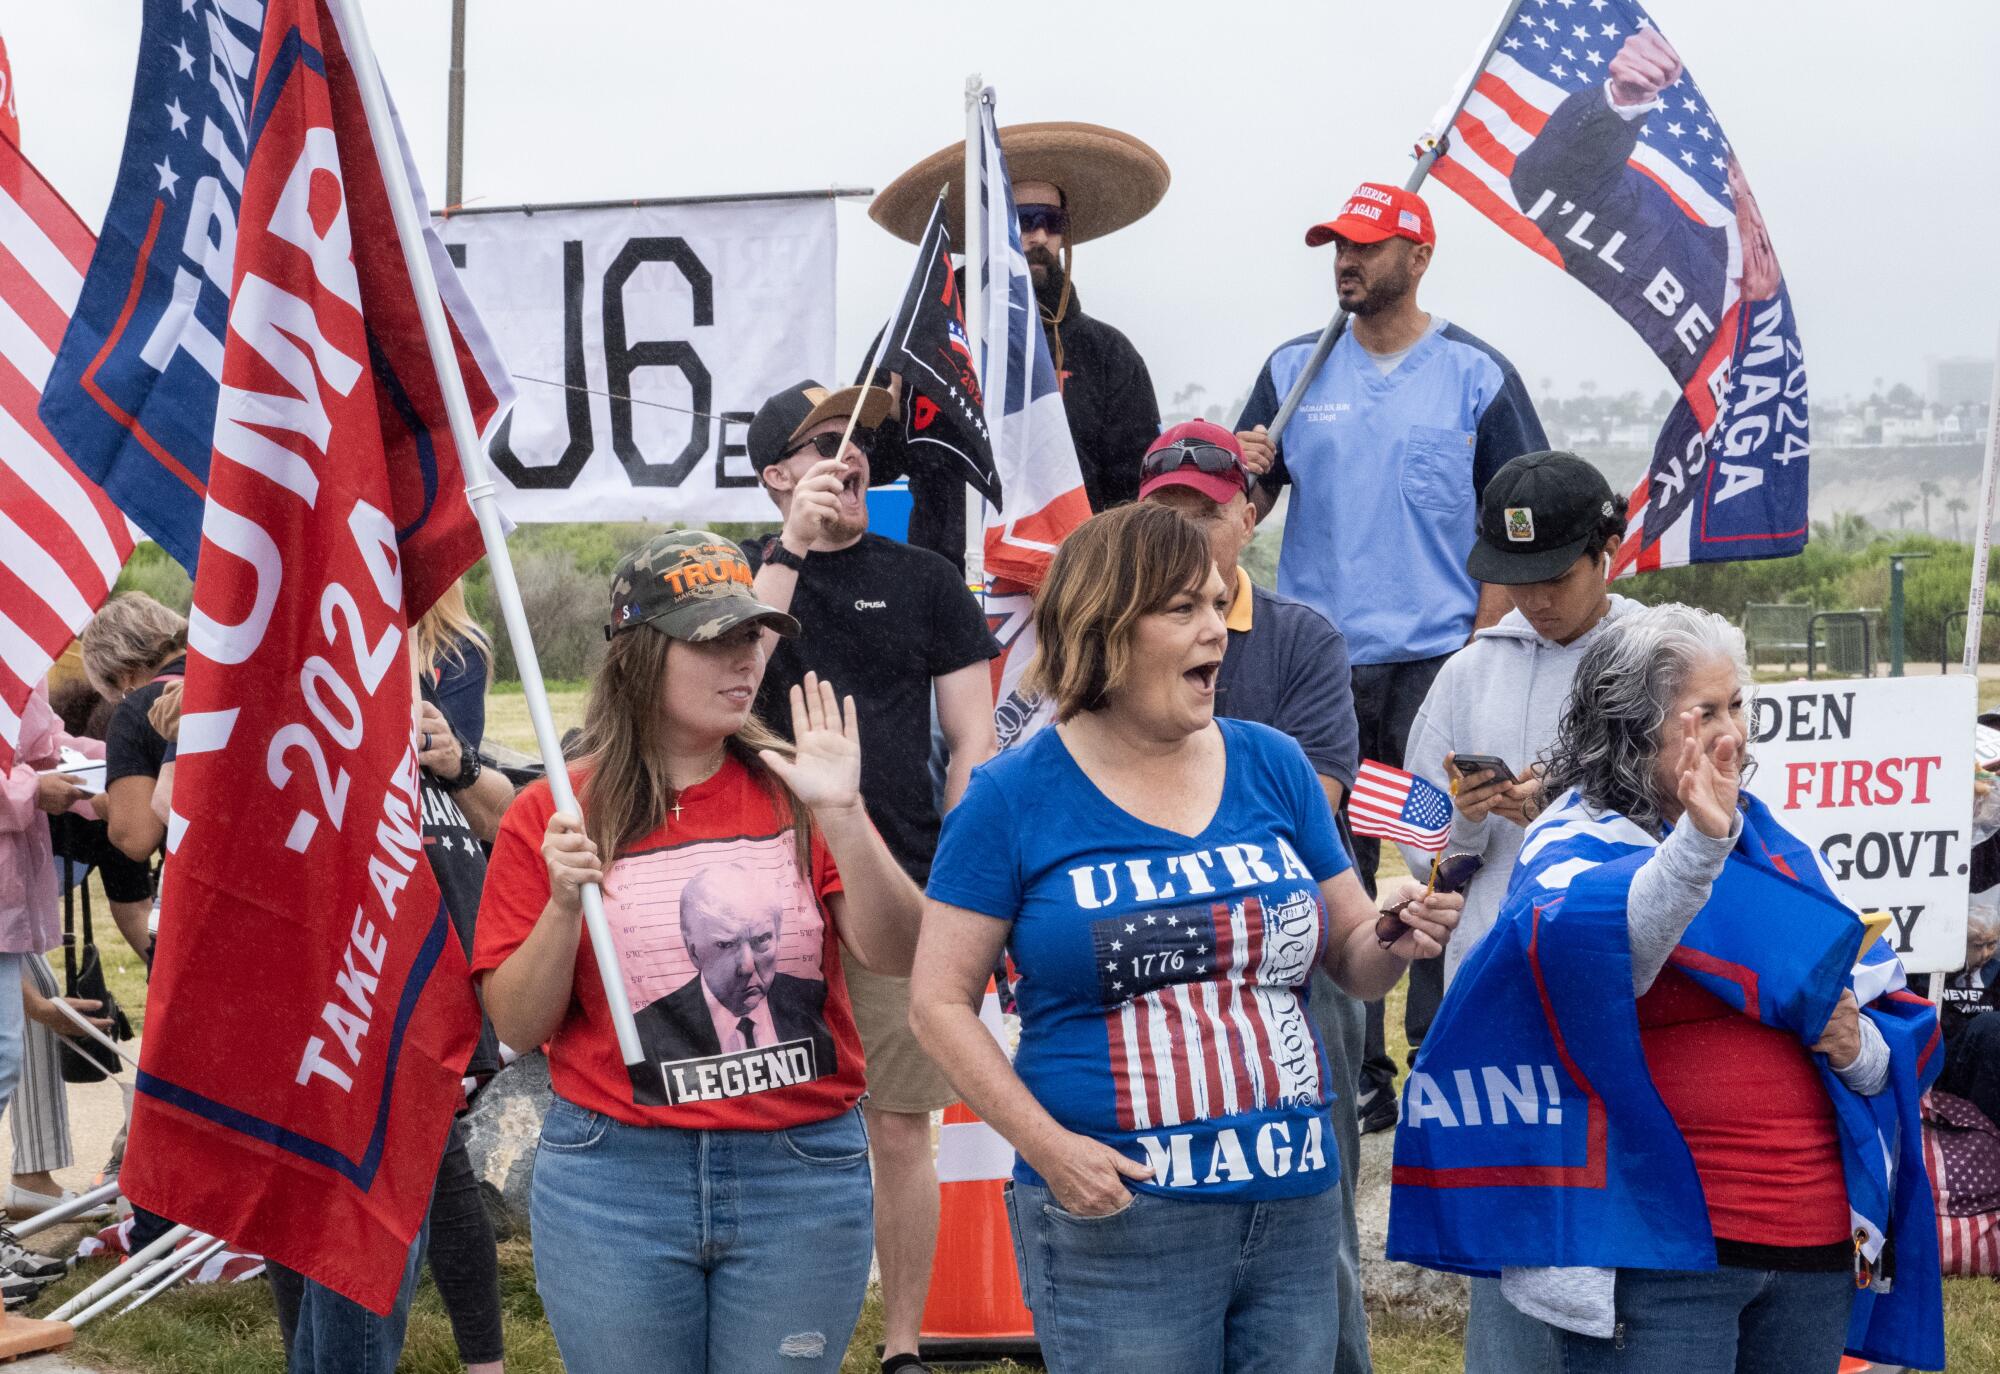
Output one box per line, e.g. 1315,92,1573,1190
5,1,1996,412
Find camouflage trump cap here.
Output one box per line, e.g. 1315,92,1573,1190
605,531,801,643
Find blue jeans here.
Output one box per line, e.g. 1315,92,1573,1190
1465,1276,1558,1373
530,1097,874,1374
280,1223,427,1374
1005,1179,1342,1373
0,952,24,1119
1308,970,1372,1374
1557,1266,1855,1374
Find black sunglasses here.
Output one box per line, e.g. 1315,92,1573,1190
1018,203,1069,237
1142,439,1246,483
787,429,874,461
1375,852,1485,947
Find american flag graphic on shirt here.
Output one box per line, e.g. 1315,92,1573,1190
1093,887,1325,1132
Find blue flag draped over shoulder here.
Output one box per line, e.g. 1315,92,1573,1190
1388,790,1944,1371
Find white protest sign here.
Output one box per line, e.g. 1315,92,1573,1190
436,195,838,524
1743,675,1976,974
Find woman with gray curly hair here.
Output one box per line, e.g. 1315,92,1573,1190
1391,603,1944,1373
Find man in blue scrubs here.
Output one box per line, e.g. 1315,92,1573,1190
1234,184,1547,1133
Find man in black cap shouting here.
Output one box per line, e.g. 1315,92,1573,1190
744,380,999,1374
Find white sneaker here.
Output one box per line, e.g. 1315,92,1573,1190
5,1183,112,1220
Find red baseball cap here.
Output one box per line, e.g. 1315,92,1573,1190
1139,420,1251,506
1305,183,1435,248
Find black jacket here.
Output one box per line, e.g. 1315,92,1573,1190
868,277,1161,574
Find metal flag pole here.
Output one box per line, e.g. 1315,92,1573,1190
1960,331,2000,671
962,74,988,592
49,1224,194,1324
10,1178,120,1241
51,998,141,1073
1264,0,1528,445
118,1235,228,1317
331,0,644,1068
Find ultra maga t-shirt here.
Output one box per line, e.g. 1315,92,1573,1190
474,758,858,1130
929,718,1352,1202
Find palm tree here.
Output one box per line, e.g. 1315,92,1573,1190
1885,498,1917,529
1919,480,1942,533
1811,511,1875,554
1947,496,1970,542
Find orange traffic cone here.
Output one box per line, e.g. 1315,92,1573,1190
917,983,1038,1362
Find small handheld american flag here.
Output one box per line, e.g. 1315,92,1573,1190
1350,761,1453,853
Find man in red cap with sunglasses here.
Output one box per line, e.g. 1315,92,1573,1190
1139,420,1372,1374
1233,183,1548,1140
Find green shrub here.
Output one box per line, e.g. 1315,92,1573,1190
112,542,192,613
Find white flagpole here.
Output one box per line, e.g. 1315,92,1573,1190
329,0,643,1067
51,997,140,1072
1961,336,2000,671
49,1225,194,1324
1265,0,1528,444
962,74,987,592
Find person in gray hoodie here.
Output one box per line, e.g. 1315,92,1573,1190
1393,450,1633,1373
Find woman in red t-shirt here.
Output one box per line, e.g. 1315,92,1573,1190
474,531,922,1374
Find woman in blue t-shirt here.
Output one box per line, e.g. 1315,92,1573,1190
914,503,1462,1372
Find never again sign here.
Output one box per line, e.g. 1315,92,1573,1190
1743,675,1976,974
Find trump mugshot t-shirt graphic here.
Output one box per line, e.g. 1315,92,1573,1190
929,718,1353,1202
474,756,862,1130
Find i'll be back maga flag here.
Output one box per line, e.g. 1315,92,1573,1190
112,0,500,1313
1429,0,1809,576
40,0,510,574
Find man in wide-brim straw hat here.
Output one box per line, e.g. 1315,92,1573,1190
869,122,1168,576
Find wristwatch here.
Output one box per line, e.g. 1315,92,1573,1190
764,541,808,573
437,738,483,794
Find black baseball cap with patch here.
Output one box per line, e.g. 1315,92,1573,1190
747,380,898,472
605,530,801,643
1465,450,1622,586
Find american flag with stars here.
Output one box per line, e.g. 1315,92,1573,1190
1427,0,1809,578
1349,761,1453,853
1091,890,1324,1132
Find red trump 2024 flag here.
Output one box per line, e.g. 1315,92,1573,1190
122,0,495,1313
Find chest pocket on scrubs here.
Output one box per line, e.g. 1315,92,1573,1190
1400,424,1476,514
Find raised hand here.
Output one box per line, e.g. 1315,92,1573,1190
1674,710,1740,839
1608,29,1682,108
780,457,850,554
760,672,862,814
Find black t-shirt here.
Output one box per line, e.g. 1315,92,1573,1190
420,753,501,1079
746,534,998,880
103,656,186,786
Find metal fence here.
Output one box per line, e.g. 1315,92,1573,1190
1808,610,1877,679
1743,602,1812,674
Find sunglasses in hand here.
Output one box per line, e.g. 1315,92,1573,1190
1375,852,1483,948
